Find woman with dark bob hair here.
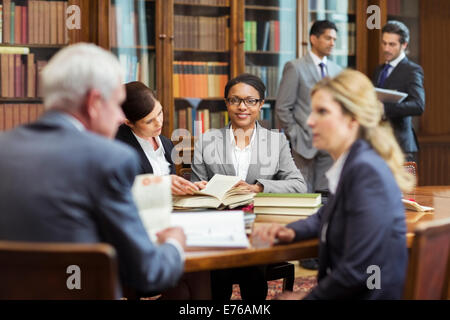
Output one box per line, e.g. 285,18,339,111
116,81,206,195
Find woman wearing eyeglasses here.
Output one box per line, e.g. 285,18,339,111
191,73,307,301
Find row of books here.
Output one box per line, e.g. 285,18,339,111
174,15,229,51
118,52,155,89
0,103,45,131
175,107,229,136
244,20,282,52
110,3,154,48
0,53,46,98
0,0,69,45
253,193,322,224
244,65,280,99
176,0,230,5
173,61,229,98
309,0,356,13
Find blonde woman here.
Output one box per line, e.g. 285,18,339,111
252,69,414,300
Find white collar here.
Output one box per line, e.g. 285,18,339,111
132,133,164,154
325,150,350,195
386,51,405,68
309,50,328,66
229,124,257,150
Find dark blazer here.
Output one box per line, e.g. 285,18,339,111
0,111,183,294
115,124,176,175
372,57,425,153
287,140,408,299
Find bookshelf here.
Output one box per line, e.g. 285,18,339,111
0,0,72,132
243,0,297,129
307,0,357,69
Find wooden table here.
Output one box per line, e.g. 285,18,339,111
184,186,450,272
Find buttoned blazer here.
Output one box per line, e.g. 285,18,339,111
191,122,307,193
287,140,408,299
275,53,342,159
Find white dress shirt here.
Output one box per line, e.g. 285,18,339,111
310,50,329,78
132,133,171,176
386,51,406,77
325,150,350,195
229,125,256,181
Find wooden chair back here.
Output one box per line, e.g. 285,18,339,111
0,241,120,300
404,218,450,299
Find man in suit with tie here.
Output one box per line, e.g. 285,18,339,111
372,20,425,162
276,20,342,194
0,43,186,296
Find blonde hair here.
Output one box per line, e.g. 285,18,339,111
312,69,415,192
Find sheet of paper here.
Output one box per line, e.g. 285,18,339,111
132,174,172,241
171,210,250,248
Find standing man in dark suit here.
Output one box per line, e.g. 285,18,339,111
0,43,186,296
276,20,342,194
373,20,425,162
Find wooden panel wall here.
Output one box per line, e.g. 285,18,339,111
418,0,450,185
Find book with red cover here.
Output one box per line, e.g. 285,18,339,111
22,5,28,44
4,104,13,130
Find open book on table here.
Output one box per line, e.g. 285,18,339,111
172,174,255,209
171,210,250,248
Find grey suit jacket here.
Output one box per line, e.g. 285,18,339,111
275,52,342,159
191,122,306,193
0,111,183,294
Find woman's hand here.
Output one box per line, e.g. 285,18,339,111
193,181,207,190
171,175,200,195
251,223,296,247
234,180,264,193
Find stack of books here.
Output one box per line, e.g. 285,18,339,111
253,193,322,224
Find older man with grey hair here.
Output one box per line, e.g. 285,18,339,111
0,43,186,296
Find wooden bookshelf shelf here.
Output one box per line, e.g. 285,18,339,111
245,50,295,55
0,44,64,49
174,48,228,53
0,98,43,103
112,46,156,50
174,2,229,8
245,5,294,12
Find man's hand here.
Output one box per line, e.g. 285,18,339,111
156,226,186,249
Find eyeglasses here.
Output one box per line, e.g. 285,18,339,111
225,97,262,107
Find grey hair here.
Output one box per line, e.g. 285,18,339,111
42,43,124,112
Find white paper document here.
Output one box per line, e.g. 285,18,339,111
171,210,250,248
132,174,172,241
375,87,408,103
